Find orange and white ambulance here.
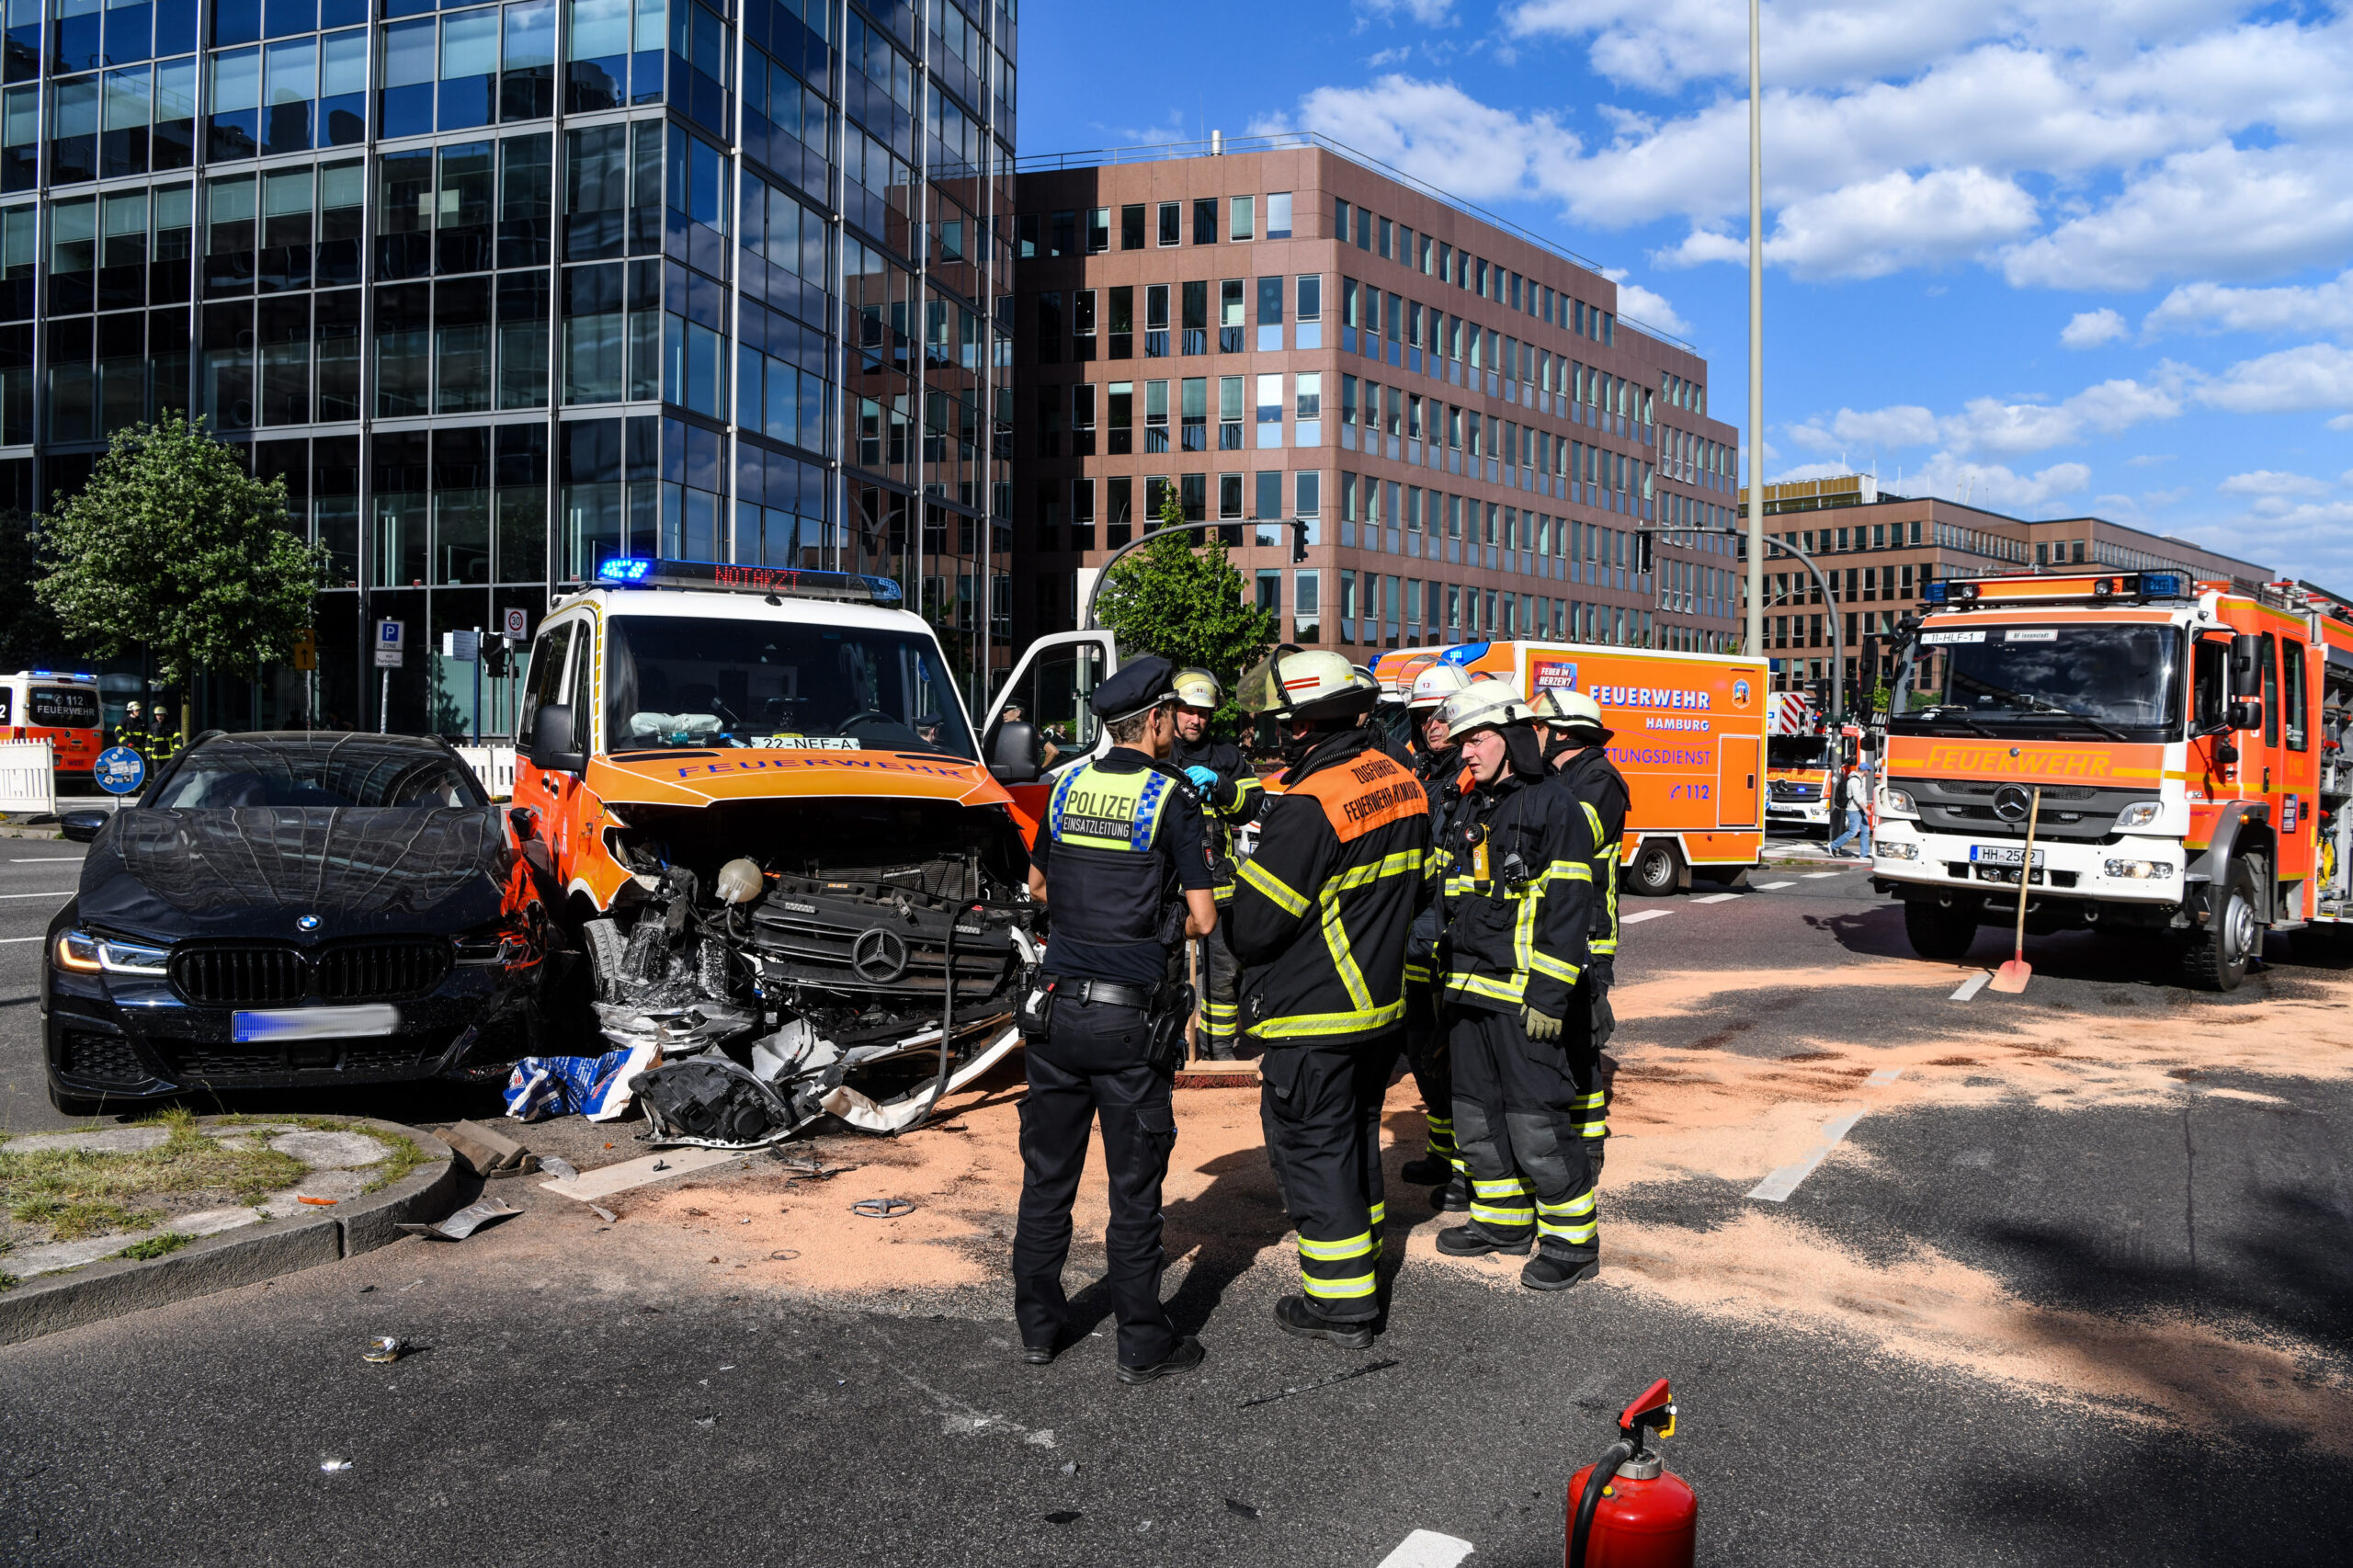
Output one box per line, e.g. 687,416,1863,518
1370,640,1768,894
1872,570,2353,989
508,557,1042,1140
1,671,102,783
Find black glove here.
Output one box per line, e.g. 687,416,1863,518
1588,957,1615,991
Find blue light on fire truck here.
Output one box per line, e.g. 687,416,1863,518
2140,572,2188,600
1920,581,1949,605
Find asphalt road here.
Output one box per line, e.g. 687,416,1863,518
0,840,90,1138
5,835,2353,1565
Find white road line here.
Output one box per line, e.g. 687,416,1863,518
0,890,73,900
1621,909,1673,925
1690,892,1743,904
9,856,80,862
1748,1070,1904,1202
1949,971,1992,1002
1754,881,1795,890
1802,871,1839,880
1377,1530,1476,1568
0,934,42,944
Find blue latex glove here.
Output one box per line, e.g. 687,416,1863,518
1184,765,1222,796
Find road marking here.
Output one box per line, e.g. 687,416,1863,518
1802,871,1839,880
0,890,73,900
1690,892,1743,904
1748,1069,1904,1202
9,856,80,862
1621,910,1672,925
1377,1531,1476,1568
1949,971,1992,1002
0,935,41,944
1754,881,1795,890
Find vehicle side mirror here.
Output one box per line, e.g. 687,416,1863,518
987,720,1043,785
58,808,108,843
2227,699,2262,733
2229,632,2265,698
507,805,540,839
529,704,585,774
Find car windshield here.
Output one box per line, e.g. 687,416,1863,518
1768,736,1829,769
603,615,977,758
29,687,99,727
147,738,488,808
1898,622,2180,736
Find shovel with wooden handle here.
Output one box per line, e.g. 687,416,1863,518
1988,786,2042,993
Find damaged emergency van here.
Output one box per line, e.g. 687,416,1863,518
511,558,1048,1145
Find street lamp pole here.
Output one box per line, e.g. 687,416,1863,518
1744,0,1766,662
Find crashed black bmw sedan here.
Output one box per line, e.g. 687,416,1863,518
40,732,548,1114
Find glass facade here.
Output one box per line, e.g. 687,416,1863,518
14,0,1016,733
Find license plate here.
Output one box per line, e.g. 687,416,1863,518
1969,846,2045,869
232,1005,401,1043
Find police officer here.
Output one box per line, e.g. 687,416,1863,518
1431,679,1604,1291
1231,647,1429,1346
1399,662,1473,1199
1532,687,1627,1174
1017,655,1219,1383
1169,667,1266,1061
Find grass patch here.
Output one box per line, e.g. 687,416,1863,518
115,1231,193,1261
0,1270,17,1291
0,1114,307,1243
208,1113,426,1194
11,1199,160,1242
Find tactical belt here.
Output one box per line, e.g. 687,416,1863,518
1058,978,1159,1011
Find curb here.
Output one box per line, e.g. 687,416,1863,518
0,1119,457,1346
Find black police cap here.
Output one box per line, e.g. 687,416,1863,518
1089,655,1177,723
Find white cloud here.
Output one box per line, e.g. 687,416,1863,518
1358,0,1456,25
2126,452,2177,466
1787,377,2180,459
2061,308,2128,348
1256,77,1574,207
2217,469,2332,497
1665,167,2038,279
1597,269,1692,335
1910,452,2096,510
2143,269,2353,339
2193,343,2353,415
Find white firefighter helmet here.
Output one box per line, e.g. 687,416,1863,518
1436,677,1535,741
1238,644,1381,722
1172,666,1222,710
1532,687,1610,739
1405,662,1472,712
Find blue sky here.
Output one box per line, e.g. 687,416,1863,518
1017,0,2353,588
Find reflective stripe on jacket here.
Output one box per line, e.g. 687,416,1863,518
1435,765,1597,1017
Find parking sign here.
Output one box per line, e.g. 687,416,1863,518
374,619,404,668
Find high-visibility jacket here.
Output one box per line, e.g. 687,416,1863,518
1549,744,1630,960
1229,729,1429,1045
1170,733,1267,903
1033,748,1206,985
1435,764,1597,1017
1402,743,1467,988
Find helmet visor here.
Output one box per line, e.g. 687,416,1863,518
1235,643,1302,715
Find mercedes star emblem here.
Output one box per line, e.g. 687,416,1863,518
1993,784,2033,823
851,927,910,983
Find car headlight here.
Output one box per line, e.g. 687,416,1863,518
454,918,534,967
1878,786,1917,816
1876,841,1919,860
2113,801,2164,831
54,929,169,975
2104,858,2174,880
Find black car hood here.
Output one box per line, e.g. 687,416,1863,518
77,806,513,939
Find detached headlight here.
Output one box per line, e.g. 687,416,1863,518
1876,842,1920,860
53,929,170,975
2104,858,2175,880
1878,786,1917,816
2114,801,2164,831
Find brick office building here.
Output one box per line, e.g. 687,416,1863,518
1009,136,1745,659
1742,475,2272,697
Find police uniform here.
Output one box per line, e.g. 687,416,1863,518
1170,726,1266,1060
1016,658,1214,1376
1432,687,1603,1290
1230,660,1428,1338
1546,734,1629,1171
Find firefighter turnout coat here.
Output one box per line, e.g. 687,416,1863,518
1434,765,1599,1018
1230,729,1430,1045
1550,745,1630,965
1170,733,1267,904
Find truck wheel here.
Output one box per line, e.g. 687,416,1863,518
1624,840,1682,899
581,917,631,1003
1903,898,1981,963
2180,862,2258,993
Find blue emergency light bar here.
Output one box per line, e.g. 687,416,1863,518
594,556,904,606
28,670,97,681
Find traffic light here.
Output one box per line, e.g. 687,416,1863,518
1290,519,1309,563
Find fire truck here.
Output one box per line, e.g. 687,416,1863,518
1765,693,1835,832
1870,569,2353,989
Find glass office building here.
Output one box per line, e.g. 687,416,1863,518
9,0,1014,733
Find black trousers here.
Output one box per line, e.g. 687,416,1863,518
1448,1005,1599,1262
1013,997,1179,1368
1259,1033,1398,1323
1198,920,1241,1057
1403,981,1457,1169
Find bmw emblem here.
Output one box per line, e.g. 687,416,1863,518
297,915,321,932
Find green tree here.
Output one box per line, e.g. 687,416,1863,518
1093,488,1278,732
37,415,329,739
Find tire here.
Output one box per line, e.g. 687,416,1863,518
2181,861,2259,993
1903,897,1981,963
581,916,631,1003
1624,840,1682,899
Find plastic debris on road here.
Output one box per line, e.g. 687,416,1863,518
320,1460,354,1472
396,1197,520,1242
540,1155,579,1181
851,1197,915,1219
1225,1499,1262,1519
502,1044,657,1122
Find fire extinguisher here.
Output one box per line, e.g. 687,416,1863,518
1566,1377,1697,1568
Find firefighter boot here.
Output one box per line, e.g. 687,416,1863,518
1274,1294,1377,1350
1429,1174,1470,1211
1401,1151,1450,1185
1436,1221,1532,1257
1521,1253,1599,1290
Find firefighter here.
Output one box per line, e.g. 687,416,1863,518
1017,655,1220,1383
1169,666,1266,1062
1231,646,1429,1346
1532,687,1627,1174
1431,679,1604,1291
1399,662,1473,1201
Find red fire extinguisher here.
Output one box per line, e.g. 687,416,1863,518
1566,1377,1697,1568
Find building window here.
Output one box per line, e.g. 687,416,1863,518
1219,277,1244,352
1294,371,1321,448
1157,199,1180,245
1256,567,1281,616
1294,569,1321,642
1181,278,1207,355
1144,283,1168,358
1218,374,1242,449
1266,190,1290,239
1120,201,1144,249
1296,469,1320,519
1106,378,1131,454
1295,272,1321,350
1180,375,1206,450
1085,205,1108,252
1192,195,1216,244
1219,472,1243,519
1229,193,1253,241
1143,378,1167,452
1256,274,1282,351
1255,372,1281,448
1253,468,1279,519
